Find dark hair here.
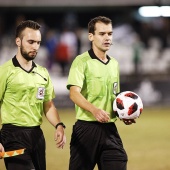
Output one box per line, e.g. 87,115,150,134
15,20,41,38
88,16,112,34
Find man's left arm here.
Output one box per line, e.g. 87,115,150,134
43,100,66,149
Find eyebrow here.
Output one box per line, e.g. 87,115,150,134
27,39,41,43
99,31,113,34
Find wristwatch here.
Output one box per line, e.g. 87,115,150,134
55,122,66,129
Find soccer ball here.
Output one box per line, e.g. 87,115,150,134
113,91,143,119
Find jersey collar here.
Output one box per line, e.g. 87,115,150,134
12,55,37,73
88,48,110,65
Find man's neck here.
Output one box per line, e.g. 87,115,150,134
16,55,33,71
93,49,108,63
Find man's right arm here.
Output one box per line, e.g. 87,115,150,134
69,86,110,123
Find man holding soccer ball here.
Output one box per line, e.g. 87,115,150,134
0,20,66,169
67,16,135,170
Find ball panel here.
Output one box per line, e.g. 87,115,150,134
128,102,138,115
116,98,124,110
140,108,143,114
125,92,138,99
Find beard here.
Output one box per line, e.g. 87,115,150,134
20,45,37,61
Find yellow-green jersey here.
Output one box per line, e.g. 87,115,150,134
0,56,55,127
67,49,120,122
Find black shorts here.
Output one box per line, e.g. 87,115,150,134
1,124,46,170
69,120,127,170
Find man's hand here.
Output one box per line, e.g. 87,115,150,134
54,127,66,149
92,108,110,123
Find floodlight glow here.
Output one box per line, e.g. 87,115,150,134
138,6,170,17
139,6,161,17
160,6,170,16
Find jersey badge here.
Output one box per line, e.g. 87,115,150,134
113,82,118,95
37,87,45,100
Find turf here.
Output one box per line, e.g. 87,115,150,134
0,107,170,170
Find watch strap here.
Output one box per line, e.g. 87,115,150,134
55,122,66,129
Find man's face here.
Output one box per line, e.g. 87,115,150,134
19,28,41,61
89,22,113,52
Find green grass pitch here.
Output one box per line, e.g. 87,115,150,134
0,107,170,170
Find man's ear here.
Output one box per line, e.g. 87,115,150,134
88,33,93,42
16,37,21,47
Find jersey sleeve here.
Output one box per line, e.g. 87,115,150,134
43,68,55,102
67,56,85,90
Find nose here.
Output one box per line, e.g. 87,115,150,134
33,42,40,50
105,33,111,40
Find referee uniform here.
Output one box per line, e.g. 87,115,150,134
0,56,55,170
67,49,127,170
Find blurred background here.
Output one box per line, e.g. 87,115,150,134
0,0,170,169
0,0,170,108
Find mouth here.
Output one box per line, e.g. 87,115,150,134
103,42,111,46
30,51,37,56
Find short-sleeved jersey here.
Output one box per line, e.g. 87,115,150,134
67,49,120,122
0,56,55,127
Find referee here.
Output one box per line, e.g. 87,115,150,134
0,20,66,170
67,16,135,170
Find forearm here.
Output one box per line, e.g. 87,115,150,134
70,87,97,113
46,108,61,127
43,101,61,127
43,100,66,149
69,86,110,122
